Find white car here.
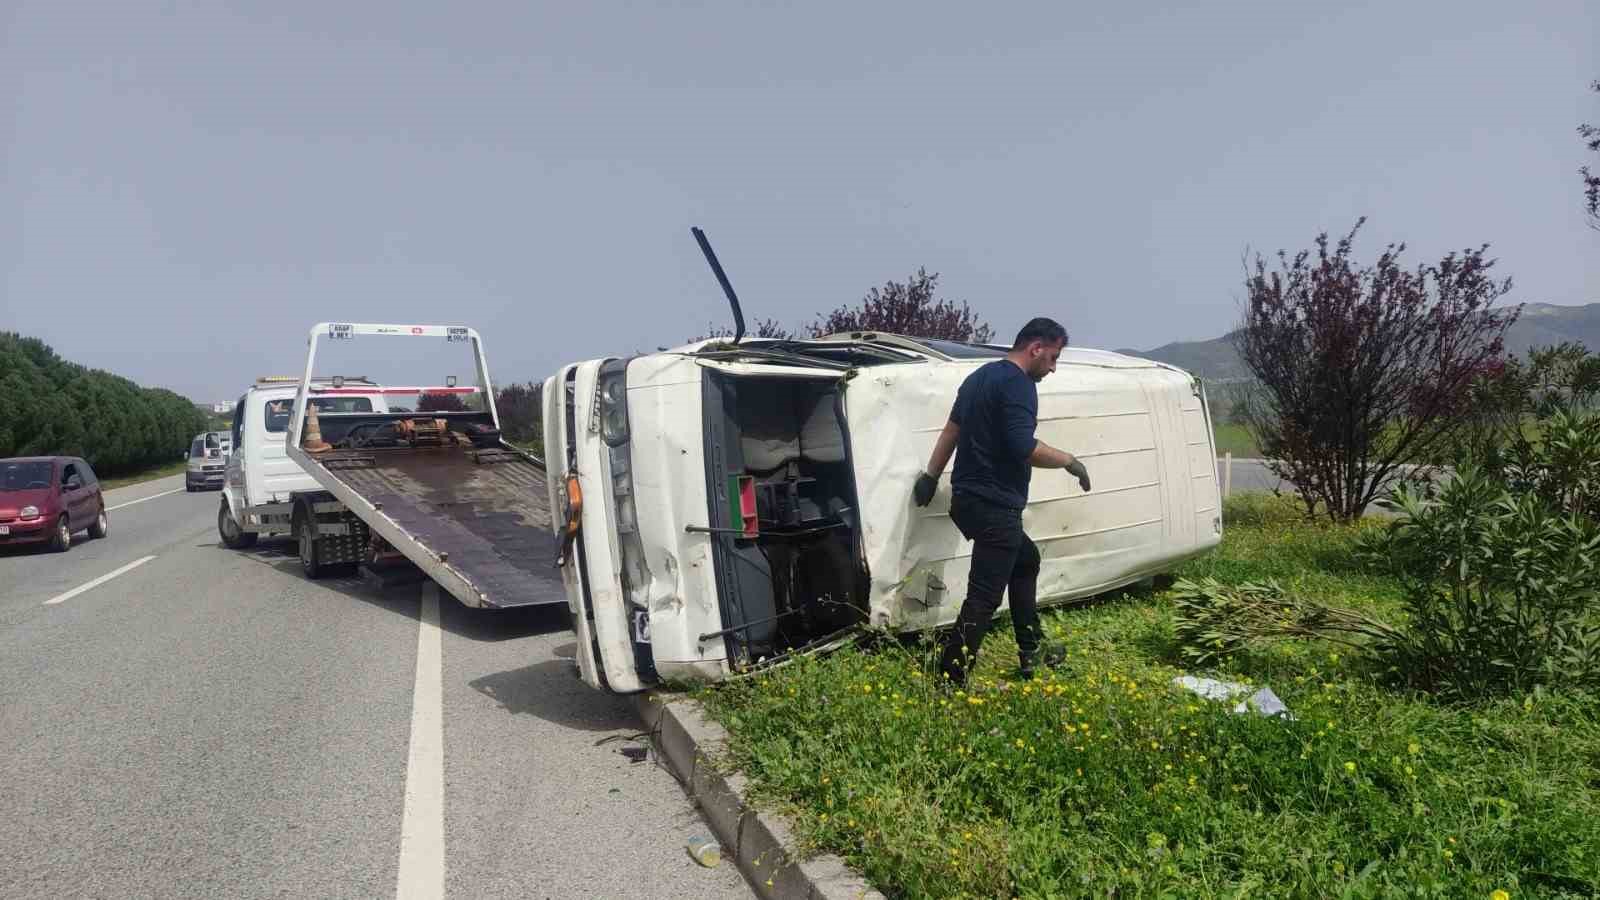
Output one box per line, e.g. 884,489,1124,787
544,333,1222,694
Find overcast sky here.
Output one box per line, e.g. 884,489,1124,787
3,0,1597,402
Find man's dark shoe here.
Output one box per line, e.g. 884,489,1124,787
1017,642,1068,680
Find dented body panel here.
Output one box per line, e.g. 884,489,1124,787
847,351,1220,632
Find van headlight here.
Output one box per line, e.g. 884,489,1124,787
598,365,629,447
20,506,39,519
598,359,652,627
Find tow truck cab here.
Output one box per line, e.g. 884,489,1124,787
221,376,391,537
545,335,1222,694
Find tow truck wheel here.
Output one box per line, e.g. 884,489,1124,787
218,500,256,550
295,509,327,579
294,506,355,578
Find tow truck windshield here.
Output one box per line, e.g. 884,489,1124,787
264,396,376,433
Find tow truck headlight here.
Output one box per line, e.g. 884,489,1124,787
20,506,38,519
599,369,629,446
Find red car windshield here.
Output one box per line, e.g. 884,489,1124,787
1,461,53,492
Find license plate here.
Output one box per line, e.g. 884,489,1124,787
0,525,9,535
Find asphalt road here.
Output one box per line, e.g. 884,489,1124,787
1216,457,1436,511
0,475,749,900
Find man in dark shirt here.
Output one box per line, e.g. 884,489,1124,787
912,317,1091,685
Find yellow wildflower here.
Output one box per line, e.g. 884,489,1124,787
1344,761,1357,773
1491,890,1510,900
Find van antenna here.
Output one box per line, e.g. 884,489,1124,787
691,226,745,345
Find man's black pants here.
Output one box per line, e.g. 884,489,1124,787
937,492,1042,685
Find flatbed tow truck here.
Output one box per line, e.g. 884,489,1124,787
273,322,564,609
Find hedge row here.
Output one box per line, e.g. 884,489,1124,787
0,332,208,475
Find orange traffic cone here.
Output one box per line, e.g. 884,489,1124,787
303,402,332,453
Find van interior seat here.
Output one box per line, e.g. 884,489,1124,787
738,384,845,472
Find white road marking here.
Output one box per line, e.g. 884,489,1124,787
44,555,157,606
396,582,445,900
106,488,184,511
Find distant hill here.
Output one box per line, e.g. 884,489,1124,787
1119,302,1600,381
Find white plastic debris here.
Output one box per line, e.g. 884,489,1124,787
1173,676,1294,720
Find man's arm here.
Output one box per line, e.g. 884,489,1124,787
924,420,960,478
1029,440,1092,491
913,420,960,507
1027,441,1075,470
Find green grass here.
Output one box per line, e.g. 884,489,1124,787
98,460,189,491
1212,422,1261,459
694,494,1600,898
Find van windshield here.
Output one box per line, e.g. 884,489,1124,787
0,461,53,492
264,396,375,433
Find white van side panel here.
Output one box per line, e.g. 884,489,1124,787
845,360,1221,633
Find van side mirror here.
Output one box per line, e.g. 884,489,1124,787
66,475,82,490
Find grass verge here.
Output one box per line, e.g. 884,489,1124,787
695,494,1599,898
1212,422,1261,458
99,460,188,491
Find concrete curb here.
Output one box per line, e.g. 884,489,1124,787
633,692,885,900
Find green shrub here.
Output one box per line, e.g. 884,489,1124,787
1498,409,1600,522
1368,468,1600,698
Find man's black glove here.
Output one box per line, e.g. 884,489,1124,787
1064,459,1091,493
913,472,939,507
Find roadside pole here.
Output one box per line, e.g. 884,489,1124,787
1223,452,1233,498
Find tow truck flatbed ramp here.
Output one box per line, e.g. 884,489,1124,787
309,444,566,608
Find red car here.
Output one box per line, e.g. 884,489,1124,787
0,457,109,552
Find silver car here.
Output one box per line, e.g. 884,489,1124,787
185,432,230,492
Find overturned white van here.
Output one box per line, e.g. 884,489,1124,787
544,333,1221,694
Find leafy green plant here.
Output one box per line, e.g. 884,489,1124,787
1370,467,1600,697
1498,409,1600,522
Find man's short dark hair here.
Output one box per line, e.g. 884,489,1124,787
1013,317,1068,350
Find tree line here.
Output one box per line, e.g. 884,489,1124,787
0,332,208,475
692,267,994,344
